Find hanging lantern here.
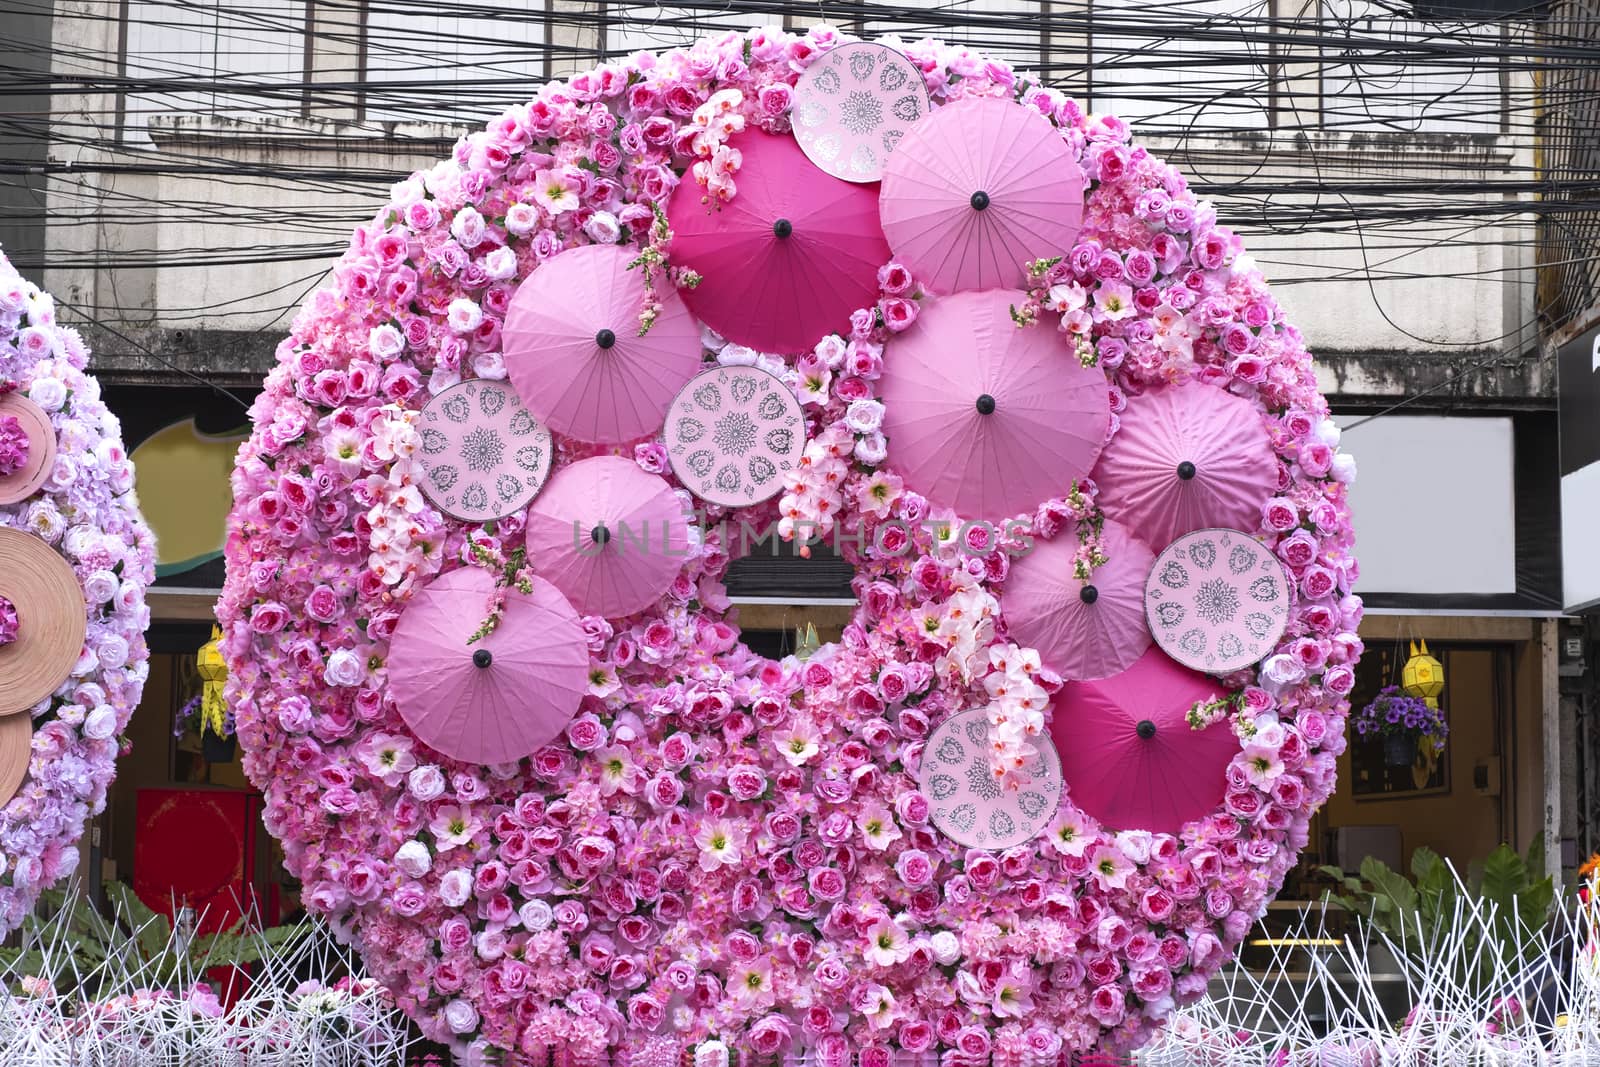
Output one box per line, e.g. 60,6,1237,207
1401,639,1444,709
195,625,229,738
794,622,821,661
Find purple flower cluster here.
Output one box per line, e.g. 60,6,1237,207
0,246,156,932
0,594,17,647
1353,686,1447,750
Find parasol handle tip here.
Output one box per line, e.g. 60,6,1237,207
591,524,611,546
1079,584,1099,605
1176,460,1197,481
970,190,990,211
473,649,492,669
595,328,617,349
975,393,996,415
772,218,793,239
1136,719,1157,740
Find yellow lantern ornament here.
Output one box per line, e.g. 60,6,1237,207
1401,639,1444,709
195,625,229,738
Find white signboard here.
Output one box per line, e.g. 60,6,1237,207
1337,415,1516,597
1560,323,1600,612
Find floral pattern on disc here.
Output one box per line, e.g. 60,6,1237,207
919,709,1062,850
792,41,930,182
217,26,1361,1062
0,246,155,934
665,365,804,507
1146,529,1293,675
416,379,552,523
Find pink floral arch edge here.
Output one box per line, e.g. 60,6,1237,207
0,247,156,932
217,26,1362,1062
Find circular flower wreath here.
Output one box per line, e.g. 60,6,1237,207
0,247,155,932
219,27,1361,1060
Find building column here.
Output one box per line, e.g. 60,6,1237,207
1542,619,1563,881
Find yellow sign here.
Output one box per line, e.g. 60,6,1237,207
129,418,246,577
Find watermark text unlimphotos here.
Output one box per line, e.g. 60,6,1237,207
569,517,1038,559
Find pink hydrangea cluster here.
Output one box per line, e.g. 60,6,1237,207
217,26,1359,1060
0,247,156,932
0,412,29,477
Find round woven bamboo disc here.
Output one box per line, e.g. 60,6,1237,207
0,527,86,716
0,394,57,506
0,714,33,807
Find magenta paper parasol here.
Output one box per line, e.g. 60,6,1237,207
791,42,930,183
665,365,805,507
388,566,588,764
880,97,1085,294
1093,381,1278,549
919,708,1062,849
524,455,691,618
1049,647,1237,835
1146,527,1292,674
0,393,56,506
415,379,552,523
502,244,702,444
666,130,891,354
878,289,1109,521
1001,517,1154,681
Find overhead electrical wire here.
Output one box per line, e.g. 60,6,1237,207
0,0,1596,394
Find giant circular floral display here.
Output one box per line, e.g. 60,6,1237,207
0,246,155,933
218,27,1360,1060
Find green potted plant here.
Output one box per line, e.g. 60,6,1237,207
1319,835,1557,999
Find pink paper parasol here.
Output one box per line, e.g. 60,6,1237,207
1001,517,1154,681
502,244,702,444
879,97,1086,294
665,365,805,507
1146,527,1292,674
1092,381,1278,549
919,708,1062,849
791,42,930,183
0,393,57,506
388,566,588,764
666,130,892,354
1049,647,1237,835
415,379,552,523
524,456,691,618
878,289,1109,521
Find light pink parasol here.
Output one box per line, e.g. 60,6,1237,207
415,379,552,523
1146,527,1292,674
524,456,691,618
879,96,1086,294
502,244,702,445
665,365,805,508
877,289,1109,521
1092,381,1279,549
387,566,588,764
1049,647,1238,836
919,708,1062,849
1001,517,1154,681
666,130,891,354
791,41,930,183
